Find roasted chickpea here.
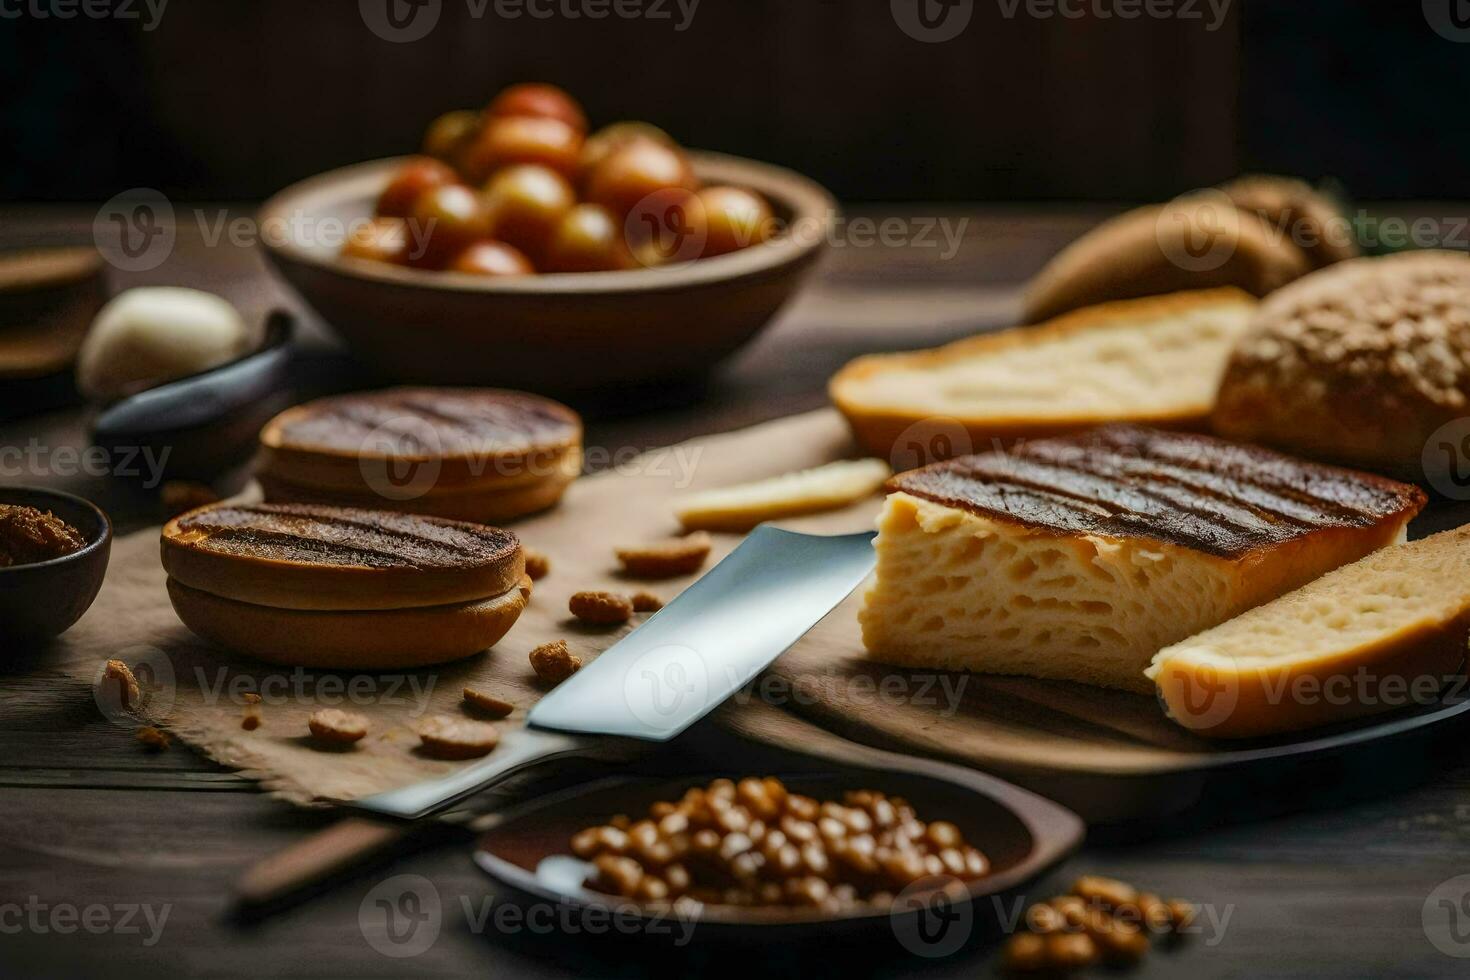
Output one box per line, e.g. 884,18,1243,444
376,157,458,219
448,241,534,277
341,217,410,265
543,204,636,273
461,115,583,184
422,110,482,167
585,140,699,220
697,185,776,257
482,164,576,262
406,184,492,268
486,82,587,133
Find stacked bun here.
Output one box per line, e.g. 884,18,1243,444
163,502,530,668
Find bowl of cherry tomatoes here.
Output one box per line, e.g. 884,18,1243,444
259,83,836,391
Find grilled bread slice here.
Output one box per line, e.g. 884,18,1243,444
1148,526,1470,738
860,426,1426,693
830,289,1256,464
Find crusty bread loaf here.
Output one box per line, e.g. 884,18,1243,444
1212,250,1470,480
1021,197,1311,323
1148,526,1470,738
831,289,1256,464
859,426,1426,693
166,575,531,670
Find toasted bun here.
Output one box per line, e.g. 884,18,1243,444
1213,250,1470,479
166,575,531,669
1022,197,1311,323
161,502,523,611
830,289,1256,464
259,387,582,494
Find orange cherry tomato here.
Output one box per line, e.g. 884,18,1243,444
482,164,576,263
461,116,583,184
406,184,492,268
449,241,535,277
543,204,636,273
341,217,410,265
578,121,675,185
486,83,587,133
697,186,776,257
585,140,699,220
376,157,458,219
624,187,707,266
422,110,482,167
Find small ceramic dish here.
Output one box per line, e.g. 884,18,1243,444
0,487,111,640
258,153,836,391
474,761,1082,941
90,311,295,481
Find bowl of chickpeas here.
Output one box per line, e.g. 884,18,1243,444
472,770,1084,937
259,83,836,392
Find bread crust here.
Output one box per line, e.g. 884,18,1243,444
1021,199,1310,323
830,289,1256,462
161,503,524,611
166,575,531,669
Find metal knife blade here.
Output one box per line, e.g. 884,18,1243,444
528,525,877,740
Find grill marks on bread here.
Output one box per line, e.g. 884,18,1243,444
889,426,1425,559
173,503,517,570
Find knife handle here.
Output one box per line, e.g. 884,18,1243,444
337,727,595,821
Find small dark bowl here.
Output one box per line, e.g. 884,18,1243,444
0,487,111,641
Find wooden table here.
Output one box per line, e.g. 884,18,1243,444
4,206,1470,978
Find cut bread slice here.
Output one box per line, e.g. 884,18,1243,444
859,426,1426,694
1147,526,1470,738
830,289,1256,463
675,458,892,533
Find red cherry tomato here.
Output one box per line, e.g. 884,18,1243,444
406,184,492,268
482,164,576,263
449,241,535,277
624,187,707,266
376,157,458,219
461,116,583,184
585,140,699,220
486,83,587,133
578,121,675,185
697,186,776,257
543,204,636,273
422,110,482,167
341,217,410,265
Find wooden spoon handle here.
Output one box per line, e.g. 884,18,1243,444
234,818,412,909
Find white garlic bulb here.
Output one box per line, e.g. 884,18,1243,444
76,287,257,401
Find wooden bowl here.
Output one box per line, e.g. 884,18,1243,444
259,154,835,391
0,487,111,642
474,761,1082,940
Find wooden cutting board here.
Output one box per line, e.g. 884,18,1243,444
52,408,1469,823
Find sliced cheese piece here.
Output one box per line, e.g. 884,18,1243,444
676,458,892,533
1148,526,1470,738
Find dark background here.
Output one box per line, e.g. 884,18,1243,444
3,0,1468,204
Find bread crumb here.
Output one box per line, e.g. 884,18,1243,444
103,659,141,713
569,590,633,625
136,726,169,751
523,547,551,580
530,639,582,685
463,686,515,718
308,708,369,745
417,714,499,759
614,532,711,579
631,591,664,612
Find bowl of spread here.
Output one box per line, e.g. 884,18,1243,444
0,487,111,642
